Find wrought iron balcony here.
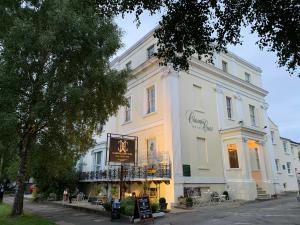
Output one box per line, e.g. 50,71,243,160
79,164,171,182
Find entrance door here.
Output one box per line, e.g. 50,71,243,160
249,147,262,186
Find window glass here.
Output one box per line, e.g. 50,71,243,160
125,96,131,122
147,45,155,59
245,72,251,83
222,60,228,72
146,85,155,114
226,96,232,119
228,144,239,168
126,61,132,70
249,105,256,126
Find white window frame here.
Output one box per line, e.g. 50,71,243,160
249,105,256,126
145,84,156,115
270,131,275,144
283,141,288,154
147,45,155,59
222,60,228,72
124,96,132,123
287,162,292,174
126,61,132,71
275,159,280,172
226,96,233,119
245,72,251,83
93,150,103,171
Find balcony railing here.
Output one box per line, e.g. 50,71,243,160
79,164,171,182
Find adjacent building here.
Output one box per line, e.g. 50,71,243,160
77,30,300,206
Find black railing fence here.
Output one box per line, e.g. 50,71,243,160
79,164,171,181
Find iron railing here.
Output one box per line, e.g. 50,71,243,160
79,164,171,182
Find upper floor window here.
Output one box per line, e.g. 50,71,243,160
271,131,275,144
146,85,155,114
291,146,294,155
287,162,292,174
283,141,288,153
126,61,132,71
226,96,233,119
245,72,251,83
275,159,280,172
124,96,131,122
193,84,203,110
94,151,102,171
249,105,256,126
147,45,155,59
222,60,228,72
228,144,239,168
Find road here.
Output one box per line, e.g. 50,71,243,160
4,193,300,225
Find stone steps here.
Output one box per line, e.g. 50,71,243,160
256,185,271,201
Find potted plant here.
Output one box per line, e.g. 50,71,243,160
159,197,168,211
186,197,193,208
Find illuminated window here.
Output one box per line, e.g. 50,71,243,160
245,72,251,83
147,45,155,59
222,60,228,72
249,105,256,126
228,144,239,168
226,96,233,119
124,96,131,122
146,85,155,114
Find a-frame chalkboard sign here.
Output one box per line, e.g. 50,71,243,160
133,196,154,224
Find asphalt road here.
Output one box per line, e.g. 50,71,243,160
4,193,300,225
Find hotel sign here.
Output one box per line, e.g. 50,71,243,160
109,137,136,163
186,110,213,131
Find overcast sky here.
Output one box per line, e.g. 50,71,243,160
115,13,299,142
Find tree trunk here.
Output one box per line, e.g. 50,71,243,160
0,154,3,180
11,136,30,216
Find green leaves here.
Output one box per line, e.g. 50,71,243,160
0,0,130,189
92,0,299,75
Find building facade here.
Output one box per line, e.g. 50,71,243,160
77,31,300,206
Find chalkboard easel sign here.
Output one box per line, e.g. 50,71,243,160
133,196,154,223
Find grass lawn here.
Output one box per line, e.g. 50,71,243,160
0,203,56,225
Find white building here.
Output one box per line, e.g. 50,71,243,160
78,30,300,206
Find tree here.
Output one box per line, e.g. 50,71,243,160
0,0,130,216
98,0,300,75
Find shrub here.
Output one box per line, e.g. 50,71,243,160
124,205,134,216
159,197,166,204
186,197,193,204
103,202,111,212
151,203,159,213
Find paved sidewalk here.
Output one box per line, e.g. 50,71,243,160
4,193,300,225
5,197,127,225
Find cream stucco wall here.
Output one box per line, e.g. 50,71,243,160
78,30,299,206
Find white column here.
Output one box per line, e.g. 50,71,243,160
261,103,279,193
161,66,183,204
257,142,268,182
242,137,252,180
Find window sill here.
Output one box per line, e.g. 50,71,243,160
284,152,290,155
143,111,157,118
198,167,209,171
288,174,294,176
122,120,132,126
226,168,242,171
277,171,282,174
227,118,235,121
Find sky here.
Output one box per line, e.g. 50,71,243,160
115,13,299,142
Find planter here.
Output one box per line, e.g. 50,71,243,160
159,202,168,211
186,202,193,208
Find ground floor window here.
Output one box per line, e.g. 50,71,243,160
227,144,239,168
